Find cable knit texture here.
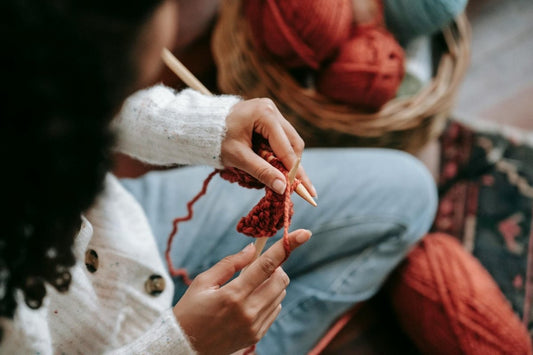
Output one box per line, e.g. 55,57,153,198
113,85,241,169
0,86,240,353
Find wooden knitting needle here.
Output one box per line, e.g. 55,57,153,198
161,48,211,96
161,48,317,207
250,158,300,262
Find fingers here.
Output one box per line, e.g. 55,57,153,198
251,267,289,312
260,103,317,197
257,104,300,174
235,229,311,294
257,304,283,340
234,144,288,195
222,97,316,196
253,290,285,340
196,243,256,288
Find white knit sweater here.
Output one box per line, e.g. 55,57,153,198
0,85,241,354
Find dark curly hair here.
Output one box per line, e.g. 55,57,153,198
0,0,163,336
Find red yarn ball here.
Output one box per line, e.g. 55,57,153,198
245,0,353,69
388,233,532,355
317,26,404,109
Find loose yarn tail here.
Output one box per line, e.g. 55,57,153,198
166,143,297,284
165,170,218,284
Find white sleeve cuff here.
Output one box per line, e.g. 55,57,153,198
113,85,241,168
107,308,197,355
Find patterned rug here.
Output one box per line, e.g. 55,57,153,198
320,120,533,353
433,120,533,329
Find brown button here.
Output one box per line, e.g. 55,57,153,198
85,249,99,273
145,274,166,296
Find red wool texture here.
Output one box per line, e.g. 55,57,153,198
388,233,532,354
244,0,405,110
245,0,353,69
317,26,405,109
165,140,297,284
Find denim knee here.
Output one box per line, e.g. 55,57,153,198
381,150,438,246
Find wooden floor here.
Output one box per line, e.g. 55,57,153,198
455,0,533,130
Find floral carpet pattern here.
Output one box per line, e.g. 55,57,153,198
433,121,533,332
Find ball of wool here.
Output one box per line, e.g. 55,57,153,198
383,0,468,43
244,0,353,69
316,26,405,110
388,233,532,354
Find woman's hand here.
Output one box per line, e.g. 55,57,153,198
221,98,316,196
173,229,312,355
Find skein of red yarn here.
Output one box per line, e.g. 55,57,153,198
317,26,405,109
387,233,532,354
245,0,353,69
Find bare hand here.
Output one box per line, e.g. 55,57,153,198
173,229,312,355
221,98,316,196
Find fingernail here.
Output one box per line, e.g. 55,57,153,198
272,179,286,195
241,243,254,253
296,230,312,243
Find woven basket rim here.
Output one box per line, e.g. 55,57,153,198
212,0,471,142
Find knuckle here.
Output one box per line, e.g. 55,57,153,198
254,165,273,183
260,97,275,109
242,308,256,326
220,256,237,273
293,136,305,153
259,256,278,276
256,98,276,117
193,272,208,285
222,289,241,307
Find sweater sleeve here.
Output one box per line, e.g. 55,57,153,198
0,306,196,354
112,85,241,169
107,308,197,355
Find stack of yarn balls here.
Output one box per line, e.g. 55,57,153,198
245,0,405,110
245,0,468,111
387,233,532,354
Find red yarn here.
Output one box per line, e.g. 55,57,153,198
165,141,297,283
388,233,532,354
317,26,404,109
245,0,353,69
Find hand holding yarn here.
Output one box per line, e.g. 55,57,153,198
173,229,311,355
222,98,316,196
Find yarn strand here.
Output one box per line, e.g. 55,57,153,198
165,170,218,284
165,142,297,283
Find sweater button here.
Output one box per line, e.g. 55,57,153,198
85,249,99,273
145,274,166,296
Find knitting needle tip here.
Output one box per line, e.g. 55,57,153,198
295,184,318,207
288,158,317,207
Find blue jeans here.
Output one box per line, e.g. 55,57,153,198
120,148,437,354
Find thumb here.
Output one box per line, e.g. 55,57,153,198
198,243,256,288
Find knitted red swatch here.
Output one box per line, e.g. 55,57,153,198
165,139,297,284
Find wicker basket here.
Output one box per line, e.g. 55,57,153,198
212,0,471,153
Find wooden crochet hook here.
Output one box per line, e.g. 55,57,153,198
161,48,317,207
